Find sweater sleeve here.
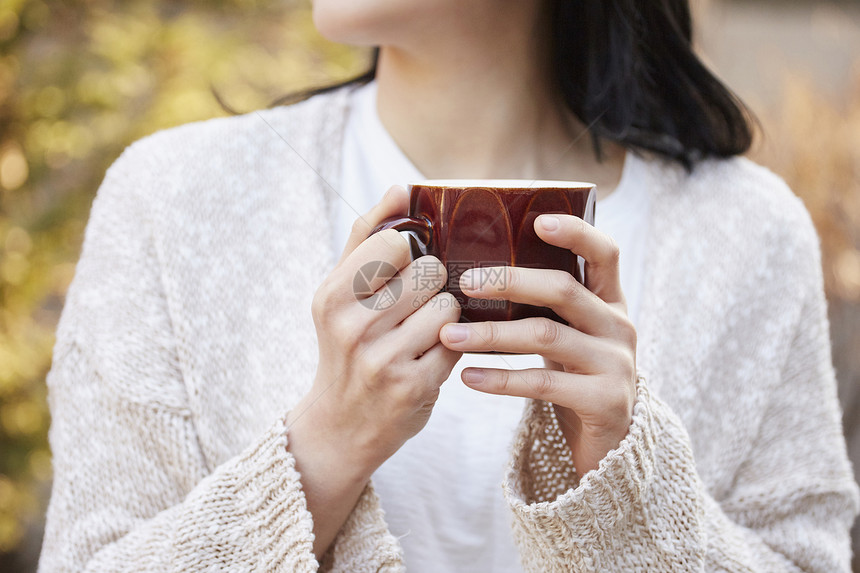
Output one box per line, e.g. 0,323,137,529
503,230,860,571
38,140,402,572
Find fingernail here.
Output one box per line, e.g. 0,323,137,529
444,324,469,343
540,215,559,231
462,369,486,386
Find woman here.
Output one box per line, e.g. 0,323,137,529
39,0,859,571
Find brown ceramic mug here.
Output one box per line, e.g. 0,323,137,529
371,180,596,324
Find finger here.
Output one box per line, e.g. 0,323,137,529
417,340,463,380
335,228,412,306
361,255,449,332
459,367,590,406
392,292,461,358
338,185,410,266
534,214,625,305
439,318,607,367
544,356,563,371
459,266,612,335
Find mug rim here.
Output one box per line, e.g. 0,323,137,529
408,179,596,189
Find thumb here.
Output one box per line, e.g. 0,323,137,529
337,185,410,266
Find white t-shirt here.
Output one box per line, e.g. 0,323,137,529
334,80,651,572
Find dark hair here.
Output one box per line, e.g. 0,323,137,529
272,0,754,170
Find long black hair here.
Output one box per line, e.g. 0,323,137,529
272,0,753,170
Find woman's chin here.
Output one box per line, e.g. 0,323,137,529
311,2,394,46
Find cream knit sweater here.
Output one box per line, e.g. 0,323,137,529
39,85,860,572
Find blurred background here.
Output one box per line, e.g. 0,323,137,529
0,0,857,571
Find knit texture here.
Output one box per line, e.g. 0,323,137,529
39,85,860,572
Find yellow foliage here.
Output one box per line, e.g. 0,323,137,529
0,0,368,567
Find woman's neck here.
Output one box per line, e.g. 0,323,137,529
373,15,625,199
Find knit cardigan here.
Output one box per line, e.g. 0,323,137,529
39,85,860,572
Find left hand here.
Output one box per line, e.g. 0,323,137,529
439,214,637,476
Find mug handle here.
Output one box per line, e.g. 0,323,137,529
370,216,433,260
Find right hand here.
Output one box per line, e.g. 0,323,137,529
286,185,462,558
302,185,462,468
